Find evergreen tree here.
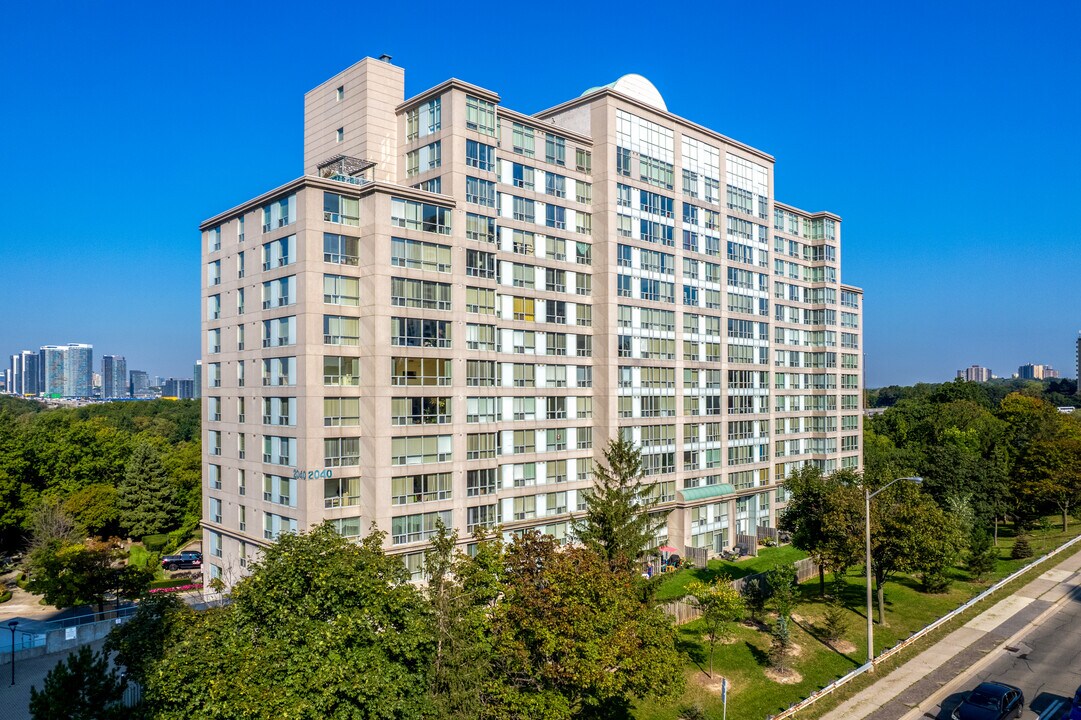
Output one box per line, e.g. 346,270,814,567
29,646,126,720
740,575,772,623
571,437,670,573
768,615,793,672
118,442,180,538
820,596,849,643
966,529,999,581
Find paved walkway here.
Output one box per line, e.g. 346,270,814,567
819,546,1081,720
0,639,108,720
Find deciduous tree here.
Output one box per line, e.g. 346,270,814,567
144,524,434,719
686,577,744,679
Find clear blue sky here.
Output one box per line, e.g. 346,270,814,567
2,0,1078,386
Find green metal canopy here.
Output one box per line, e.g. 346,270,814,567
679,484,736,502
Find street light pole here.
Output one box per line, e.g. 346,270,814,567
865,476,921,670
8,620,17,686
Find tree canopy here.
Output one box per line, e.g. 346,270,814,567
0,397,199,552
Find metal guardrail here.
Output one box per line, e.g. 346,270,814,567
766,533,1081,719
41,605,139,630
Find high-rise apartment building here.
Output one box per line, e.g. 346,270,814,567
38,343,94,398
1018,363,1058,380
102,355,129,399
957,365,991,382
7,351,40,396
1076,334,1080,396
130,370,150,398
194,360,203,399
64,343,93,398
200,59,863,584
163,378,195,399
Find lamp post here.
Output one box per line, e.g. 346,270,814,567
8,620,18,686
865,476,921,669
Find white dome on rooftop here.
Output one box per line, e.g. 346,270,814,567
580,74,667,112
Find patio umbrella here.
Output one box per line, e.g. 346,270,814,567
658,545,679,554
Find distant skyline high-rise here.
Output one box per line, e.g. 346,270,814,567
1018,363,1058,380
163,378,194,399
130,370,150,398
7,350,40,396
62,343,93,397
39,345,66,396
102,355,128,399
36,343,93,398
957,365,992,382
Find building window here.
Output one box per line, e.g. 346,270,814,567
324,356,360,386
391,237,452,273
323,274,360,306
323,192,359,226
545,134,566,166
391,435,452,466
391,396,452,425
465,95,496,136
391,198,451,235
466,176,497,207
465,140,495,171
406,99,441,140
336,127,344,143
392,357,451,386
323,233,358,265
323,315,360,345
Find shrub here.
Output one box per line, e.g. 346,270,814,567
1011,535,1033,560
920,570,951,594
677,704,708,720
0,590,11,603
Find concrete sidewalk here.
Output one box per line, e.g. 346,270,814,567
818,546,1081,720
0,639,107,720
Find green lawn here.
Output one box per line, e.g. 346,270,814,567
655,545,809,602
127,543,165,581
636,519,1081,720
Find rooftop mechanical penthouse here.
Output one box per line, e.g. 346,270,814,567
200,57,863,585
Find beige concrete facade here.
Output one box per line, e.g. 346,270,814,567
200,59,863,585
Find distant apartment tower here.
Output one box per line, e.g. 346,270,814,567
8,351,40,396
38,343,94,398
957,365,991,382
102,355,129,399
130,370,150,398
163,378,195,399
1018,363,1058,380
200,59,864,583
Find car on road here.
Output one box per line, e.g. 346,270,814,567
160,551,203,571
951,681,1024,720
1066,684,1081,720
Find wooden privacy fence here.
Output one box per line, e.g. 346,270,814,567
660,556,820,623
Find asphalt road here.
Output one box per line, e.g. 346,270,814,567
920,583,1081,720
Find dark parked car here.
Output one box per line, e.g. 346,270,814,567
161,551,203,571
952,681,1024,720
1066,684,1081,720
